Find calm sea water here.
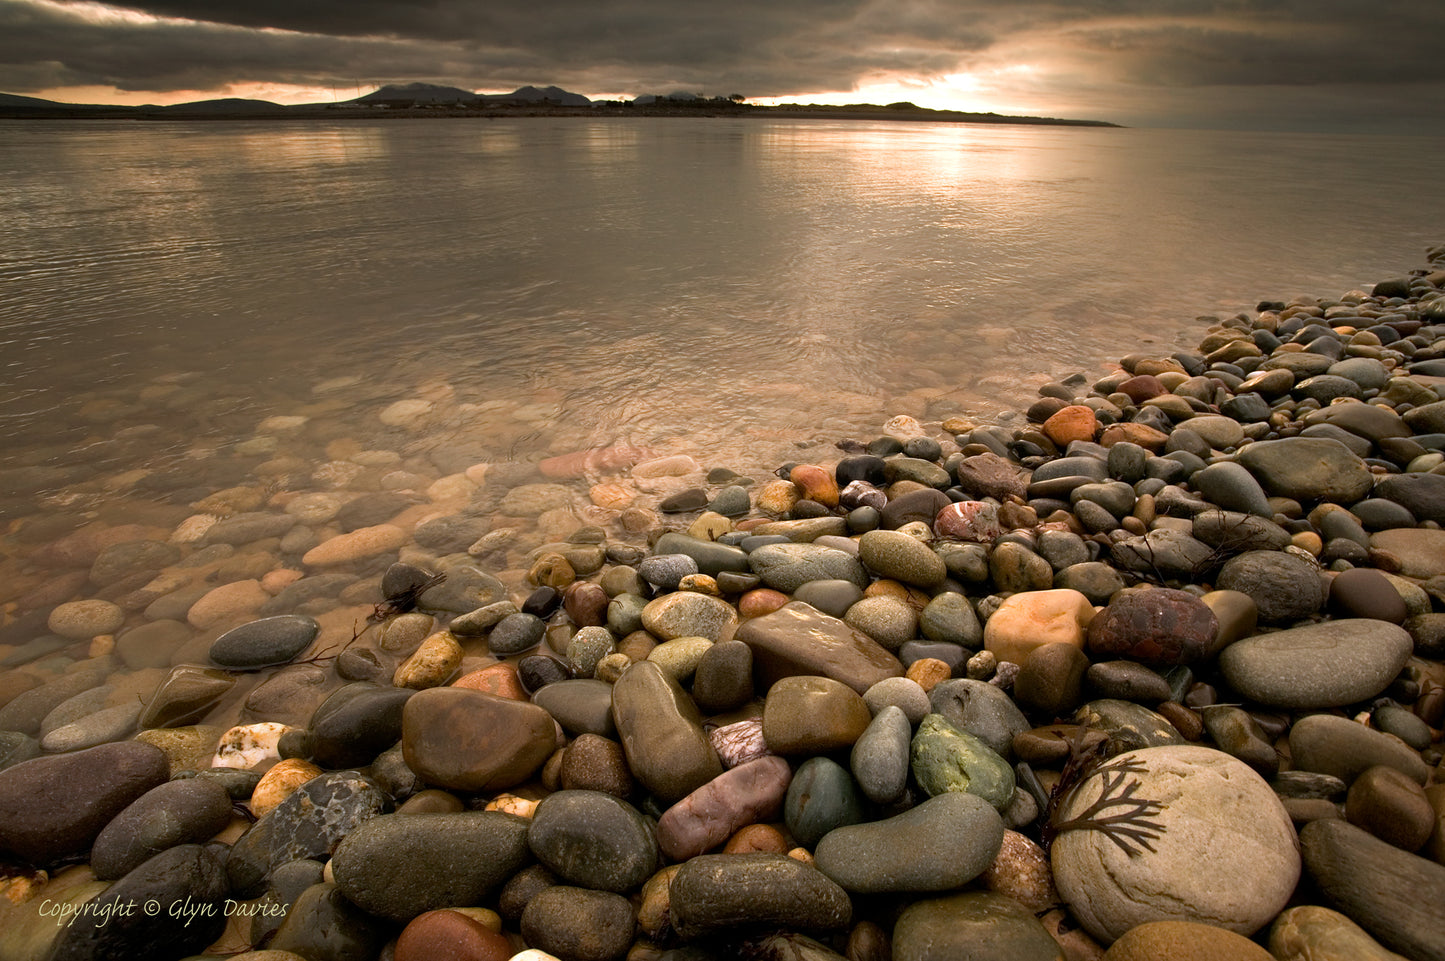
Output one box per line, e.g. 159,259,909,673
2,117,1443,480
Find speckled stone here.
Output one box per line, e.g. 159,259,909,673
1100,920,1274,960
892,891,1064,961
814,791,1005,894
1219,619,1413,709
330,811,532,923
668,853,852,940
1051,746,1300,944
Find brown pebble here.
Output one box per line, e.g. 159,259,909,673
1099,919,1272,960
905,658,951,692
393,909,512,961
1156,701,1203,741
738,588,789,618
846,919,891,961
397,789,465,814
722,823,790,855
529,552,576,589
559,733,634,799
1346,764,1435,851
452,664,528,701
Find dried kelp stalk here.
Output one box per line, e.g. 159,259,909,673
1042,730,1166,858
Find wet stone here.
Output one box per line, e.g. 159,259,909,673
1301,818,1445,961
48,844,230,961
657,755,791,861
0,740,169,865
403,687,556,793
227,770,390,897
1216,550,1325,624
668,853,852,941
532,678,617,737
138,664,238,729
910,712,1016,810
784,756,865,849
528,790,659,892
83,776,233,885
520,886,637,961
814,791,1005,894
307,682,415,769
891,891,1063,961
611,660,721,804
1087,588,1218,665
1219,619,1413,710
1074,699,1184,753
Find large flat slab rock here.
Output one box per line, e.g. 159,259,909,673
734,601,903,694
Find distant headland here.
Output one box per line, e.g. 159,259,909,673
0,82,1121,127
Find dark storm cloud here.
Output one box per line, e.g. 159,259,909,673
2,0,1442,126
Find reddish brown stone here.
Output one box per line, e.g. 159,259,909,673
1117,374,1167,403
1087,588,1218,665
790,465,840,507
563,581,610,627
402,688,557,792
1099,423,1171,452
1042,405,1099,446
953,453,1030,501
451,663,528,701
394,909,512,961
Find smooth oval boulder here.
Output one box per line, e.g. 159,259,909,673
762,675,872,756
1086,588,1217,665
657,756,791,862
47,844,230,961
983,590,1095,668
1215,550,1324,623
910,713,1015,810
610,660,721,804
1268,904,1413,961
520,886,637,961
1301,818,1445,961
528,790,659,892
668,853,852,941
1101,920,1274,961
308,681,415,769
1236,437,1373,503
330,811,532,922
89,777,234,880
892,891,1064,961
640,592,738,642
814,792,1005,894
857,530,947,588
735,601,903,694
403,687,556,793
1219,619,1412,709
1287,713,1430,785
209,614,321,670
0,740,169,864
1051,746,1300,944
748,543,869,592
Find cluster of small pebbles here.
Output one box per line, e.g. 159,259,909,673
3,248,1445,961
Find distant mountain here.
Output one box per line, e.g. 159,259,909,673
0,93,68,109
481,85,591,107
160,98,284,113
356,82,479,105
352,83,592,107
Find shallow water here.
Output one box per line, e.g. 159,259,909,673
2,118,1442,479
1,118,1443,740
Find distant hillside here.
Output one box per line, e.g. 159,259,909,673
0,86,1117,127
481,85,591,107
161,98,284,113
356,82,479,105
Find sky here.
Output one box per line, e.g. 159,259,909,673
2,0,1442,132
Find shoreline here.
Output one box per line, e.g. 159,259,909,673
0,247,1443,958
0,102,1121,127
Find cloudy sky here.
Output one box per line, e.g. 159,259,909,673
3,0,1441,132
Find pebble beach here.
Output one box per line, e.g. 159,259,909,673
1,246,1444,961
